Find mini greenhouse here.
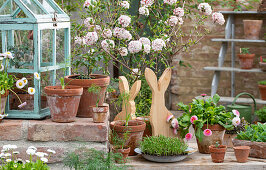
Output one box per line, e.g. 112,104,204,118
0,0,70,119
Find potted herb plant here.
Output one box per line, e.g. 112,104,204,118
232,123,265,159
138,135,188,162
110,92,146,156
258,80,266,100
237,48,255,69
111,130,131,164
259,56,266,71
255,107,266,123
177,94,240,154
88,84,109,123
45,77,83,123
209,142,227,163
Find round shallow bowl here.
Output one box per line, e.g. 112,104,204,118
134,147,195,163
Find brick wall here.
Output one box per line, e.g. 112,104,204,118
170,14,266,110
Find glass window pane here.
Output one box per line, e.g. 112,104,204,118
21,0,45,15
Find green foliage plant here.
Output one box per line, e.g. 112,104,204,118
240,48,250,54
115,91,131,126
255,107,266,123
177,94,237,141
236,123,266,142
140,135,188,156
258,80,266,85
63,148,128,170
87,84,102,107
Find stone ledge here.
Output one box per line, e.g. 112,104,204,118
0,120,23,140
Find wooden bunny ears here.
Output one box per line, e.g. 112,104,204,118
114,76,141,121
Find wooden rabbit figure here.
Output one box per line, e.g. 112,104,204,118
145,68,176,137
114,76,141,121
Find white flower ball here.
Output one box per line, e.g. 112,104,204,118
139,6,149,16
143,44,151,54
139,37,150,46
212,12,225,25
84,17,94,27
119,47,128,56
102,29,112,38
163,0,177,5
83,0,96,8
128,40,142,54
120,1,130,9
168,16,183,26
198,3,212,15
173,7,184,17
140,0,154,7
118,15,131,27
101,39,115,52
84,32,98,45
152,39,166,51
74,36,85,45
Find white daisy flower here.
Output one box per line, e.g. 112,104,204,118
34,72,40,80
16,80,25,89
28,87,35,95
40,157,48,163
21,77,28,86
47,149,56,154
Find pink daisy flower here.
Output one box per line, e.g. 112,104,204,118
166,115,174,122
203,129,212,136
201,94,207,97
18,102,27,108
185,133,192,141
171,118,179,129
190,115,198,124
232,110,240,117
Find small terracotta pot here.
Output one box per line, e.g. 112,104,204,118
233,146,250,163
112,147,131,164
91,105,108,123
45,85,83,123
110,120,146,156
209,145,227,163
258,85,266,100
136,116,152,138
237,54,255,69
64,74,110,118
193,124,225,154
243,20,263,40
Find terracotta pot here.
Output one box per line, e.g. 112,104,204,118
259,62,266,71
237,54,255,69
243,20,263,40
136,116,152,138
233,146,250,163
223,133,237,148
0,91,9,115
64,74,110,118
91,105,109,123
209,145,227,163
112,147,131,164
232,139,266,159
45,85,83,123
110,120,146,156
10,94,47,110
194,124,225,154
258,85,266,100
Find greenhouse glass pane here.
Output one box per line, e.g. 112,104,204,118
38,0,61,14
0,0,18,15
21,0,45,15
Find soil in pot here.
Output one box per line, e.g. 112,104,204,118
110,120,146,156
258,85,266,100
45,85,83,123
237,54,255,69
91,105,109,123
209,145,227,163
112,147,131,164
243,20,263,40
233,146,250,163
194,124,225,154
64,74,110,118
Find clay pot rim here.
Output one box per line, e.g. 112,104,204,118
233,146,250,150
243,20,263,22
194,124,225,131
44,85,83,97
209,145,227,152
64,74,110,87
258,84,266,88
237,54,255,58
113,146,131,152
110,120,146,133
91,105,109,113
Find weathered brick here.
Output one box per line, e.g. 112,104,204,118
0,120,23,140
27,118,108,142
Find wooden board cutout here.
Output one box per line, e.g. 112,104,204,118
114,76,141,121
145,68,177,137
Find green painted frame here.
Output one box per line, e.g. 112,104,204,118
0,0,70,119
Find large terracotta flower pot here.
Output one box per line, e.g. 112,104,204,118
110,120,146,156
112,147,131,164
64,74,110,118
243,20,263,40
194,124,225,154
45,85,83,123
237,54,255,69
258,84,266,100
233,146,250,163
91,105,109,123
209,145,227,163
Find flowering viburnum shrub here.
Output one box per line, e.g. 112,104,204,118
177,94,240,141
72,0,225,77
0,145,55,169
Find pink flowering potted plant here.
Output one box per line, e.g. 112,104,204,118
177,94,240,154
67,0,225,119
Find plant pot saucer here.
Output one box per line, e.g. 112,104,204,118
134,147,196,163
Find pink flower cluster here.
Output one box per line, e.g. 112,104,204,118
168,16,183,26
118,15,131,27
101,39,115,52
83,0,95,8
119,47,128,56
113,27,132,40
232,109,240,126
173,7,184,17
212,12,225,25
120,1,130,9
84,17,94,27
163,0,177,5
139,6,149,16
140,0,154,7
102,29,112,39
151,39,166,51
128,40,142,53
84,32,98,45
198,3,212,15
